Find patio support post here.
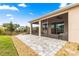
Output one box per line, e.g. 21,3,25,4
30,23,32,35
39,20,42,36
47,20,49,36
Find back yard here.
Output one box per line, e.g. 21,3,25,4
1,35,79,56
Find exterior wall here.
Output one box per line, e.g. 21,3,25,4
68,6,79,43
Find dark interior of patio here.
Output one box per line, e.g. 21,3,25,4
31,13,68,41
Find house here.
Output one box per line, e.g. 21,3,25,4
29,4,79,43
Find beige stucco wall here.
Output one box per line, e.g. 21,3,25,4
68,6,79,43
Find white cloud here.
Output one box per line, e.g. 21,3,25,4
29,12,33,15
18,3,27,7
9,17,14,20
59,3,68,8
6,14,13,17
0,5,19,11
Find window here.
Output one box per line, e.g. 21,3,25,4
56,22,64,34
42,24,48,30
51,22,64,34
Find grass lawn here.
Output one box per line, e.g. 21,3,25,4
0,35,18,56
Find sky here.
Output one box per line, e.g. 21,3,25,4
0,3,69,26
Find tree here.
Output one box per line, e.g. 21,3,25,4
3,23,10,28
3,23,20,30
7,22,15,35
2,22,30,35
14,24,20,29
2,22,20,35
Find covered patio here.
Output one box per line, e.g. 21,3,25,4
16,34,66,56
30,12,68,41
29,4,79,43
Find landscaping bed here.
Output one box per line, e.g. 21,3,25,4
55,42,79,56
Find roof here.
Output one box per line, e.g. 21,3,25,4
29,3,79,23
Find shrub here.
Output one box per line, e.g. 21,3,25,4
0,27,6,35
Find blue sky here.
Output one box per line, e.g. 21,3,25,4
0,3,68,26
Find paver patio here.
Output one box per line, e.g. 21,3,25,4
12,36,38,56
16,34,67,56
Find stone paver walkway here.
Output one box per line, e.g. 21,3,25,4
16,34,67,56
12,36,38,56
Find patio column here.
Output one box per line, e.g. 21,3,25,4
39,20,42,36
47,20,49,36
48,22,51,35
30,23,32,35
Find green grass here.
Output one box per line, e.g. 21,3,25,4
0,36,18,56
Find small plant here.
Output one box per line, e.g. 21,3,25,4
77,45,79,50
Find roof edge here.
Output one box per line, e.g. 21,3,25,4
29,3,79,23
